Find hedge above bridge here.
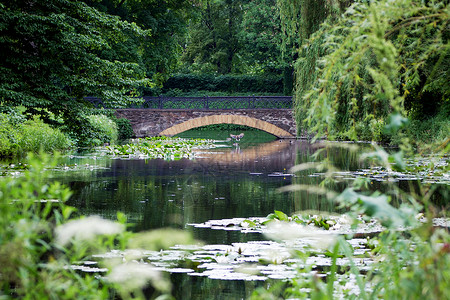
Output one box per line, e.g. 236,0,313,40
86,96,293,110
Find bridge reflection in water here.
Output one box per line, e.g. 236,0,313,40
197,139,296,165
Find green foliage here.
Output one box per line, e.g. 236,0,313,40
84,109,134,141
404,101,450,149
19,117,72,154
267,210,338,230
277,0,349,52
0,0,150,129
180,0,244,75
86,0,193,85
288,0,449,142
160,90,284,97
237,0,285,74
159,73,284,95
0,115,20,157
0,153,107,298
0,153,193,299
87,114,118,146
115,118,134,141
179,0,293,94
0,113,72,157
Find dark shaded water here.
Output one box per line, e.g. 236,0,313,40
60,140,324,240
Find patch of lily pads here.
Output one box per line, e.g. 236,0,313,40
311,155,449,185
188,210,385,236
72,211,384,282
72,210,448,284
79,235,373,282
0,162,29,176
105,137,219,160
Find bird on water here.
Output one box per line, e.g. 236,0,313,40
230,133,244,141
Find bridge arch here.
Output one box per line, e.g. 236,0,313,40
159,115,294,138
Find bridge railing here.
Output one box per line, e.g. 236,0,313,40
85,96,292,109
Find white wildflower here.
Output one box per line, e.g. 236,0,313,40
264,222,337,249
55,215,124,246
108,262,171,292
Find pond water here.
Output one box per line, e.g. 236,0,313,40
45,130,448,299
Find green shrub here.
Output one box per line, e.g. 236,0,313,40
0,114,71,157
157,73,284,95
405,102,450,149
87,114,118,146
115,118,134,140
20,117,72,153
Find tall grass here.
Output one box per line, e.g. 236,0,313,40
0,114,72,157
20,117,73,153
405,103,450,150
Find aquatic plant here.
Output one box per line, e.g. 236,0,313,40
106,136,217,160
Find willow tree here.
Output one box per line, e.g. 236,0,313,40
277,0,353,128
279,0,449,142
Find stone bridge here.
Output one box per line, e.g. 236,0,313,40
114,109,297,138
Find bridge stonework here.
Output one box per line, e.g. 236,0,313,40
114,109,297,138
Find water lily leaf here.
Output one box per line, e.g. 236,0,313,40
274,210,289,221
241,219,257,228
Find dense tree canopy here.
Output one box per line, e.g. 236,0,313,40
0,0,151,113
85,0,193,84
238,0,284,74
180,0,288,76
0,0,195,144
181,0,244,74
0,0,193,122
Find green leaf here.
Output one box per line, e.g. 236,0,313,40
384,113,409,135
274,210,289,221
388,151,406,171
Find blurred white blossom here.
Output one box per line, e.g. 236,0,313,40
264,222,337,249
55,215,124,246
108,262,171,292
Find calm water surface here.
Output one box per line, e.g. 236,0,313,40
52,134,366,299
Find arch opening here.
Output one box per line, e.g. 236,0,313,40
158,115,294,138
